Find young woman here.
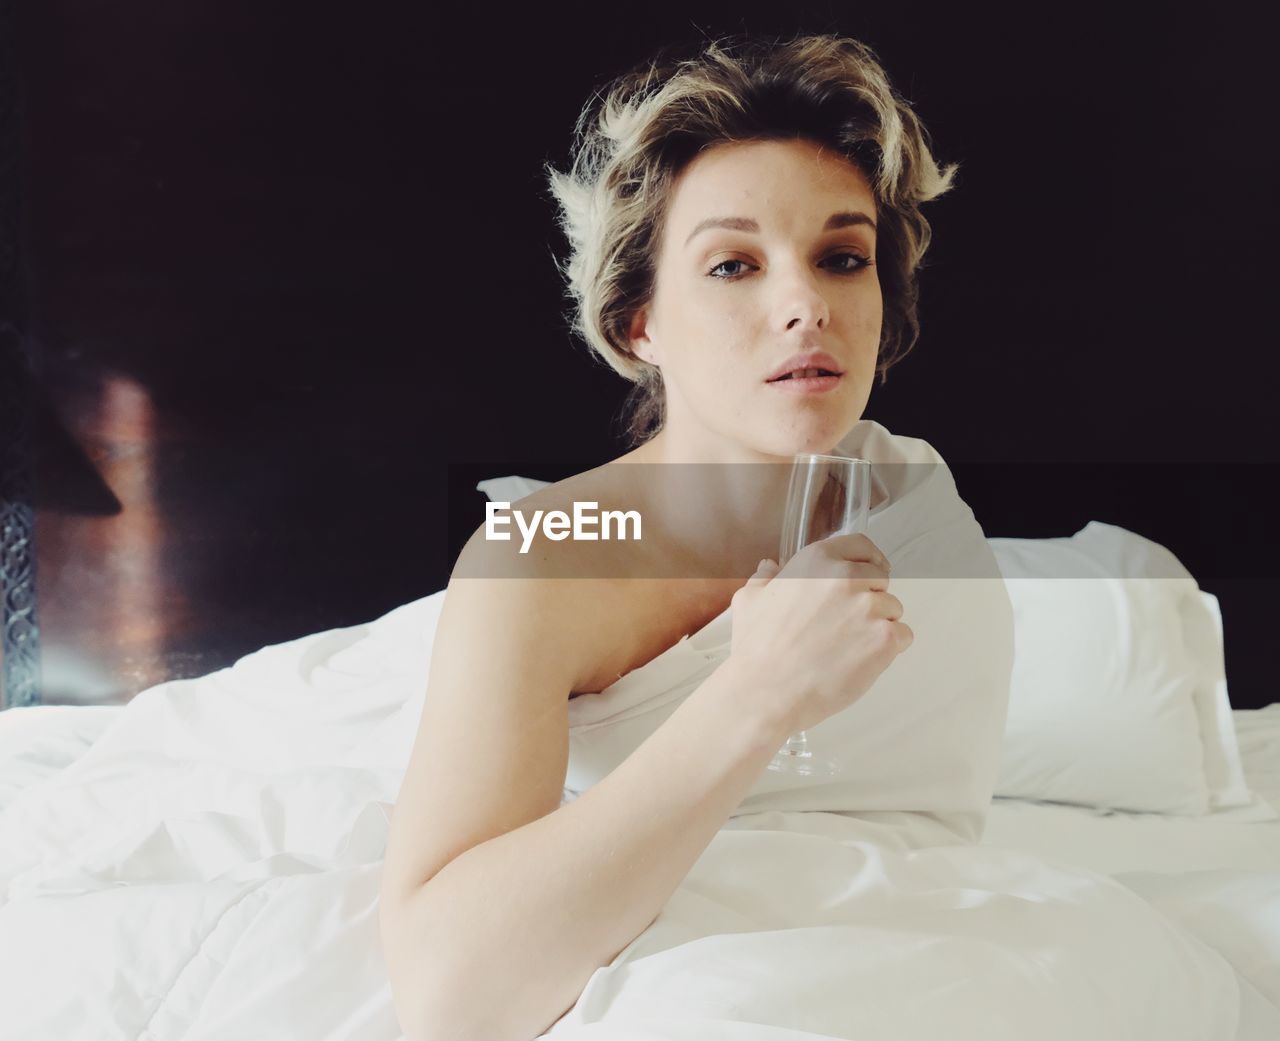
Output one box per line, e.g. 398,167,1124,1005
380,33,1013,1041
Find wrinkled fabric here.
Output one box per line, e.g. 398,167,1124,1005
566,420,1015,847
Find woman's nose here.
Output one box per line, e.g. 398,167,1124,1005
775,269,830,331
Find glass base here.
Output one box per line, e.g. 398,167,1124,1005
766,754,844,778
766,733,844,777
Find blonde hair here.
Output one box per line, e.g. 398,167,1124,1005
545,32,958,447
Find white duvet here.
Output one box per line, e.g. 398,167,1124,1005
1,592,1277,1041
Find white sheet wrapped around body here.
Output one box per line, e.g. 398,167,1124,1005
563,419,1017,850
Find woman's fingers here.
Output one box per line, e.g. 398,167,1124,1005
819,532,892,572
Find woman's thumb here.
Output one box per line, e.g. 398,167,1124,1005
751,557,780,582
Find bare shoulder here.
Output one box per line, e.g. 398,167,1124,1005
447,505,628,694
455,466,696,693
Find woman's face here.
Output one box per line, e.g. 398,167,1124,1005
629,137,883,461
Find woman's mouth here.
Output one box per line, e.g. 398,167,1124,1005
766,369,843,394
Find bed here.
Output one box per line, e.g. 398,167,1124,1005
1,527,1278,1040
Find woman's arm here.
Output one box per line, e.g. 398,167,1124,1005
382,653,781,1041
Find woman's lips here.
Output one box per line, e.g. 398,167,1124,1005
766,372,843,394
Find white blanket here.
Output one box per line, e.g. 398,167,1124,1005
1,594,1277,1041
552,813,1273,1040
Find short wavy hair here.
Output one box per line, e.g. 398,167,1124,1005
545,32,958,448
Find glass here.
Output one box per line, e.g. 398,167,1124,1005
766,452,874,778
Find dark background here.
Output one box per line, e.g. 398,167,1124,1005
3,1,1277,707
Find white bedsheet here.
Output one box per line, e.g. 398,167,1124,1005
0,595,1276,1040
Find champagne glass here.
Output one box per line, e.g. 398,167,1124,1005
766,453,874,777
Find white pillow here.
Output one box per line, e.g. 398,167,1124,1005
989,521,1253,816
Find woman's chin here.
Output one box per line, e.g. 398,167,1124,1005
751,433,846,461
773,422,857,459
751,403,864,459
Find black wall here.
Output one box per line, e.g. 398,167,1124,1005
7,1,1277,706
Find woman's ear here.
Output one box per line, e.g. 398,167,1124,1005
627,307,660,367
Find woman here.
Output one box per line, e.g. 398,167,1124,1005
379,33,1013,1041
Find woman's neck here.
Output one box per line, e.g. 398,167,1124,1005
614,429,794,578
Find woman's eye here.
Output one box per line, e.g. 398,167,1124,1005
707,258,752,279
823,251,873,273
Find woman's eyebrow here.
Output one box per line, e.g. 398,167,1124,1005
684,210,877,247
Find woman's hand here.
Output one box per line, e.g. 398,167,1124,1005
726,533,913,735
